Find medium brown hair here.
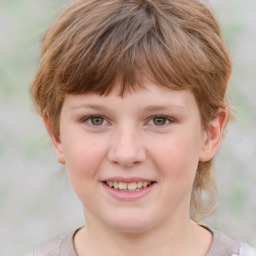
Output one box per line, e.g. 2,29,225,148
30,0,232,221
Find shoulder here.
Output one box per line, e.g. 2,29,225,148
204,225,256,256
29,230,78,256
32,235,63,256
239,243,256,256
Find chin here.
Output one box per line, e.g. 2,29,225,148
105,211,155,234
110,222,152,234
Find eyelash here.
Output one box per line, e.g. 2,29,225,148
81,115,175,127
82,115,108,127
148,115,174,126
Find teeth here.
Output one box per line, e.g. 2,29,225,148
142,181,148,188
128,182,137,190
137,182,143,188
119,182,128,190
105,181,152,191
113,181,118,189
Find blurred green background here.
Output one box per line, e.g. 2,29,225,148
0,0,255,255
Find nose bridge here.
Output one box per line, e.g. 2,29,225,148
108,122,146,167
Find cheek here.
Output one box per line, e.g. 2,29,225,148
63,137,108,204
62,135,107,181
150,133,201,180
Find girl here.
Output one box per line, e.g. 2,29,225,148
29,0,256,255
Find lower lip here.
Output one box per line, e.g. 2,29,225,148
102,182,156,201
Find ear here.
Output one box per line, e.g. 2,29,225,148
199,108,228,162
43,113,66,165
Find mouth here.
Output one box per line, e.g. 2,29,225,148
103,181,155,192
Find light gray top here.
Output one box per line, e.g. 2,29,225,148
28,226,255,256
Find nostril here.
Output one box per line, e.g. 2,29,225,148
107,145,147,167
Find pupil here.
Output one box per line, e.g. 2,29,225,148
92,117,103,125
153,117,166,125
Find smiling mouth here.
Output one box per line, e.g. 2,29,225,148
104,181,155,192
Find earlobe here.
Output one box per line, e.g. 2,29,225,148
43,113,66,165
199,108,228,162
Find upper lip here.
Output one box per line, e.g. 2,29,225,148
103,177,156,183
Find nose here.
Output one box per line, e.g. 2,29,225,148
107,126,147,168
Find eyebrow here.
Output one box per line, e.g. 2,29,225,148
70,104,187,113
70,104,107,111
143,104,187,112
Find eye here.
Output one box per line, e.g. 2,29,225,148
84,115,107,126
152,117,167,126
148,116,173,126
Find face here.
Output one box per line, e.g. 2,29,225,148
49,82,219,233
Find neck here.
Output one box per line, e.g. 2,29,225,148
74,216,212,256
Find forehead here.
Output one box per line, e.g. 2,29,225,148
63,82,200,115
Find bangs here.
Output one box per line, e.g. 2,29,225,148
33,0,231,130
47,0,225,97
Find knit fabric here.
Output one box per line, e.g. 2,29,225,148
30,226,255,256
